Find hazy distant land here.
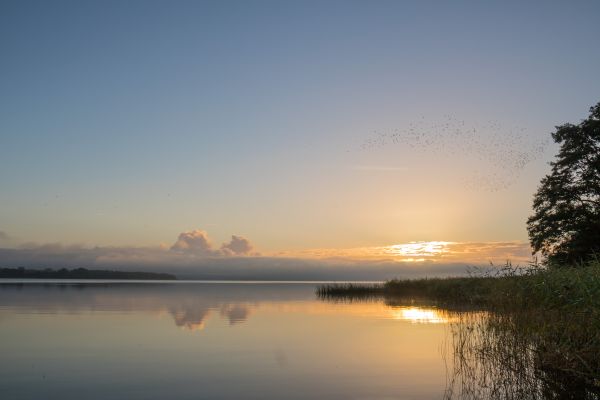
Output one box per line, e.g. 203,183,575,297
0,267,176,280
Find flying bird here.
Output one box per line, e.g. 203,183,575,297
354,115,549,191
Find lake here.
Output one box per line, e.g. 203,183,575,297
0,281,585,399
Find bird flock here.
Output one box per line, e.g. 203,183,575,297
355,115,550,191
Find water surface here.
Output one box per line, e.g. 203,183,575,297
0,281,457,399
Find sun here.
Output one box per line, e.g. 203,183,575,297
382,241,454,261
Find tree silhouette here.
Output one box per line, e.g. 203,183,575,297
527,102,600,265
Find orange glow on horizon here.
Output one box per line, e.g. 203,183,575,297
383,241,454,258
274,240,532,264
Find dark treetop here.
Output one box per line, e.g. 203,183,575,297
527,102,600,265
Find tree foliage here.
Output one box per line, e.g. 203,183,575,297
527,102,600,265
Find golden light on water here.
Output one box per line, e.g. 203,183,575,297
389,307,449,324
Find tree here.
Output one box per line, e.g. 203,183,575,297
527,102,600,265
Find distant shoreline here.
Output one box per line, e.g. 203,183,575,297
0,267,176,280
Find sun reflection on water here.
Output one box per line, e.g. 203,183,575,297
389,307,449,324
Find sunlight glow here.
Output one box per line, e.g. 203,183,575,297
379,241,454,261
273,240,533,265
389,307,448,324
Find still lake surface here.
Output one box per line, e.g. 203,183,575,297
0,281,511,399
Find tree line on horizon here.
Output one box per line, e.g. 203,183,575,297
0,267,176,280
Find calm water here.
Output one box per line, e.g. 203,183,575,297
0,281,461,400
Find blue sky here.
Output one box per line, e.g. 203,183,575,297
1,1,599,260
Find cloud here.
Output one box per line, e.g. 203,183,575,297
276,241,533,264
221,235,254,256
0,245,527,280
170,230,255,257
170,230,215,255
0,229,536,280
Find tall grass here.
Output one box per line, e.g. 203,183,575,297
319,260,600,310
315,283,383,299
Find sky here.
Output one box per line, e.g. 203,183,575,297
1,1,599,278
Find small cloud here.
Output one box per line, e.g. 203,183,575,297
0,230,10,242
170,230,256,257
170,230,215,255
221,235,254,256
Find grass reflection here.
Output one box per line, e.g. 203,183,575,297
444,311,600,400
